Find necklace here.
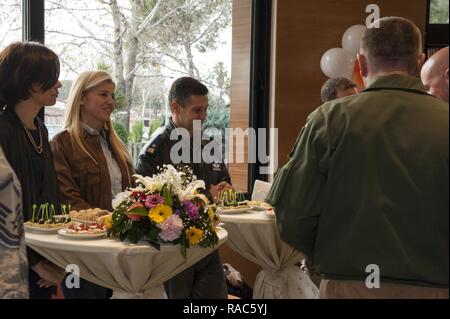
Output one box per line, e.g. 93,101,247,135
22,122,43,155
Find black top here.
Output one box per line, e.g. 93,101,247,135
135,119,231,197
27,127,45,211
0,109,60,267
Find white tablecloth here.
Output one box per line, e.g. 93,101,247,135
25,227,228,298
220,210,318,299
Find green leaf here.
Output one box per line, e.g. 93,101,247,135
147,226,160,241
119,232,127,241
179,234,188,259
180,244,186,259
123,219,133,233
149,116,165,136
199,231,219,248
112,120,128,143
129,120,145,144
127,206,149,216
163,184,173,207
148,240,161,251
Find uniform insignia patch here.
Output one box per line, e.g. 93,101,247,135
147,146,156,154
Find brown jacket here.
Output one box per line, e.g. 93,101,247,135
50,128,134,211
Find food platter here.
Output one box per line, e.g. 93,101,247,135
57,228,107,239
247,200,273,211
24,214,72,233
24,224,64,234
56,220,108,239
218,205,251,214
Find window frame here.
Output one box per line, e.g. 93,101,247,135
248,0,272,194
22,0,44,43
22,0,45,120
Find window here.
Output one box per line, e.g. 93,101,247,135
0,0,21,49
430,0,449,24
426,0,449,56
3,0,266,193
44,0,232,157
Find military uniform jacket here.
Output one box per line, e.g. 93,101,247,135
266,74,449,287
135,119,231,192
0,146,28,298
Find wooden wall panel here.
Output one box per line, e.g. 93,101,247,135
274,0,427,167
228,0,251,192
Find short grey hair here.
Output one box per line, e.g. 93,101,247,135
361,17,422,74
321,77,357,103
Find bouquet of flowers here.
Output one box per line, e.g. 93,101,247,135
108,165,221,257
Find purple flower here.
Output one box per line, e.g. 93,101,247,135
158,214,184,242
183,200,199,220
145,194,164,208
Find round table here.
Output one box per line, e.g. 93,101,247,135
25,227,228,298
220,210,318,299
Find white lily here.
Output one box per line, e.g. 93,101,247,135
112,190,131,209
179,180,205,199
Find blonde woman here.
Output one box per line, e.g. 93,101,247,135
51,71,134,298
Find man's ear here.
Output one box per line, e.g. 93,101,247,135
357,53,369,78
444,68,449,84
418,53,426,70
170,101,180,115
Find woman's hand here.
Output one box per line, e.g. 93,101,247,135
210,181,234,204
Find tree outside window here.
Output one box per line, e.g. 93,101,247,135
0,0,21,50
430,0,449,24
42,0,232,155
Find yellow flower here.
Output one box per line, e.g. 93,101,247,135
208,207,219,230
103,215,113,229
149,204,173,224
186,227,204,245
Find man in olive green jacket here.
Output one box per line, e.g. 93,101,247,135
267,17,449,298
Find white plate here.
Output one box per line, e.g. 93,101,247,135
71,219,98,225
218,207,251,214
247,201,272,211
24,224,64,234
249,205,269,211
53,214,71,219
57,228,107,239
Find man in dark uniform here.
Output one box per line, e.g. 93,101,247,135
135,77,231,299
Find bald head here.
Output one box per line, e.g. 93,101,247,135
421,47,449,103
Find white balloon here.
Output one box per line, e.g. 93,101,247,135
320,48,355,79
342,25,367,56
